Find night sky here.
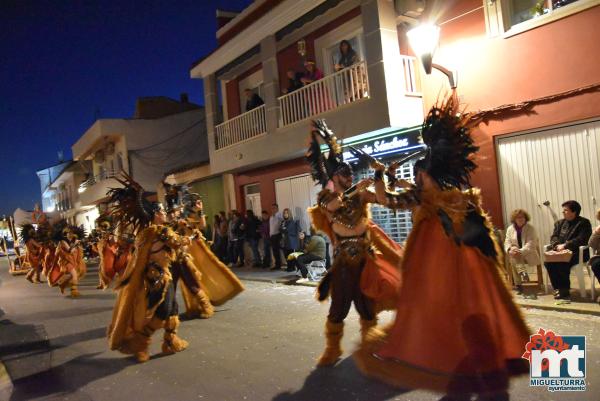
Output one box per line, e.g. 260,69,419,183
0,0,252,216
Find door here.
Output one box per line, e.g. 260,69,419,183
275,174,320,234
244,184,262,217
497,120,600,247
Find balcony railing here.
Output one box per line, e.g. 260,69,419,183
401,55,421,96
215,105,266,150
278,61,370,127
79,169,117,191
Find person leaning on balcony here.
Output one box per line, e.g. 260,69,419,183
544,200,592,301
300,61,323,85
588,208,600,304
504,209,541,295
282,69,303,95
244,88,264,112
334,39,359,71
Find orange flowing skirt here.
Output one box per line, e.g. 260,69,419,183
354,217,530,394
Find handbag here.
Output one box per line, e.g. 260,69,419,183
544,249,573,263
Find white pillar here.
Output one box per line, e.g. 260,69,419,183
260,35,280,133
361,0,423,127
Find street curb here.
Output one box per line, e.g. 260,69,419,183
238,276,297,285
515,300,600,317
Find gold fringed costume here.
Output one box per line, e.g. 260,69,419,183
304,120,409,368
108,224,188,362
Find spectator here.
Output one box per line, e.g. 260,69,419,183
269,204,284,271
334,39,359,71
588,208,600,304
300,61,324,86
281,208,301,271
245,210,262,267
227,210,238,266
218,211,229,262
260,210,271,268
244,88,264,112
211,214,222,255
296,229,327,281
504,209,541,295
544,200,592,301
233,212,246,267
282,69,303,94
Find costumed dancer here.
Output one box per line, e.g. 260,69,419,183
353,96,530,400
20,224,43,283
46,223,87,298
107,174,191,363
96,216,118,289
40,223,57,279
165,185,244,319
305,120,406,367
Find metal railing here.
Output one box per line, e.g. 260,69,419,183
401,55,421,96
214,105,266,150
278,61,370,127
79,169,117,190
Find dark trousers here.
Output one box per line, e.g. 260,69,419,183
297,253,323,278
591,258,600,282
234,239,245,265
247,237,261,264
544,261,575,291
328,250,374,323
261,238,272,267
270,234,282,268
153,281,178,321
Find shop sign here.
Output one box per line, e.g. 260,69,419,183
343,129,422,161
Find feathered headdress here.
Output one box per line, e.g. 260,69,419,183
107,172,161,233
305,120,352,188
416,95,479,189
19,223,36,243
51,220,69,242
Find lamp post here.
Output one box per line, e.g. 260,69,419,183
407,24,456,89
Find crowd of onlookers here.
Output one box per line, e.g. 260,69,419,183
243,39,362,113
210,203,328,281
504,199,600,304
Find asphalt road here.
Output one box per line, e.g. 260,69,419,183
1,260,599,401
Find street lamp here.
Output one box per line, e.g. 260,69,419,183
407,24,457,89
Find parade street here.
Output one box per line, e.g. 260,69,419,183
0,260,599,401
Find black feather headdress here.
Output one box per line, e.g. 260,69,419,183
416,95,479,189
107,172,160,233
19,223,36,243
305,120,352,188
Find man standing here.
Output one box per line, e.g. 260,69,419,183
244,89,264,112
269,204,283,270
260,210,271,268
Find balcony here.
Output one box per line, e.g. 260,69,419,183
78,170,119,206
215,105,266,150
207,56,422,173
278,61,370,127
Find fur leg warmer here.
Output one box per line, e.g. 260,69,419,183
316,320,344,367
162,315,189,354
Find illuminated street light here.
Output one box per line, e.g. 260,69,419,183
407,24,456,89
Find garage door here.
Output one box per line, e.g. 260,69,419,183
275,174,321,234
497,120,600,244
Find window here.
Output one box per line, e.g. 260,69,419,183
508,0,582,26
485,0,597,37
324,35,364,74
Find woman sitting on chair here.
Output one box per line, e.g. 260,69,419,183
504,209,540,295
588,208,600,304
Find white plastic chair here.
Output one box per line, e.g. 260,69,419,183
307,260,327,281
543,244,591,299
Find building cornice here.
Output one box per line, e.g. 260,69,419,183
191,0,326,79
